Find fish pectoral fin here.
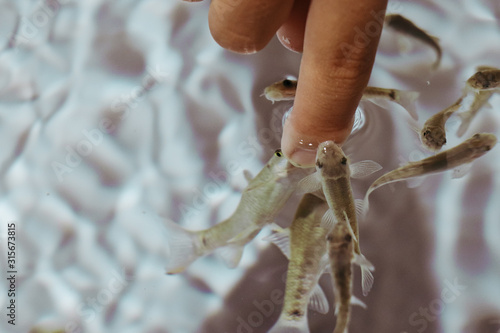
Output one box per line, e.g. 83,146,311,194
350,160,383,179
452,163,472,179
308,284,330,314
214,243,245,269
297,172,322,193
262,225,291,259
350,295,367,309
354,254,375,296
354,199,365,219
320,209,336,230
243,169,254,183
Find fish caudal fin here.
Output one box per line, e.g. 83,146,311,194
164,219,201,275
214,243,245,268
354,253,375,296
395,91,420,120
267,315,309,333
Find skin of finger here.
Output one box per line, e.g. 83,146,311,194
282,0,388,160
276,0,311,52
208,0,295,53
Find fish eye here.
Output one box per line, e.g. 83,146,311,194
316,160,323,169
485,145,491,151
274,149,283,157
344,234,352,242
341,157,347,165
282,79,293,87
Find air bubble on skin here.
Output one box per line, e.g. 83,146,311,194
350,107,366,135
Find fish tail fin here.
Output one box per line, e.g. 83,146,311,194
267,315,309,333
164,219,201,275
395,90,420,120
456,112,472,138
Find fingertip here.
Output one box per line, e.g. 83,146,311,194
281,117,318,168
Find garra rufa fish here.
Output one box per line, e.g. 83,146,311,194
263,79,419,120
362,133,498,215
164,149,313,274
298,141,379,296
384,14,442,69
266,193,330,333
328,213,370,333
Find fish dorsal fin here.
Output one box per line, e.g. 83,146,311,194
262,224,291,259
452,163,472,179
214,243,245,269
351,295,367,309
309,284,330,314
298,172,322,193
350,160,382,179
354,254,375,296
354,199,364,219
243,169,253,183
320,209,336,230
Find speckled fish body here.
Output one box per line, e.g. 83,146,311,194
268,193,329,333
165,149,314,274
364,133,498,211
328,220,355,333
384,14,442,68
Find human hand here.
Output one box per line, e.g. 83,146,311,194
189,0,388,167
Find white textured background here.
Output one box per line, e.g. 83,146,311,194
0,0,499,332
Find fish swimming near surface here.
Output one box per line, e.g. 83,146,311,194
263,79,419,120
164,149,313,274
362,133,498,215
297,141,380,296
384,14,442,69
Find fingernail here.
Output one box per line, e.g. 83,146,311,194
282,115,317,168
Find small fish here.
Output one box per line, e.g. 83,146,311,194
327,214,371,333
384,14,442,69
266,193,330,333
164,149,313,274
363,133,498,214
263,78,298,103
420,96,464,151
266,195,368,333
466,68,500,91
298,141,380,296
263,79,419,119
